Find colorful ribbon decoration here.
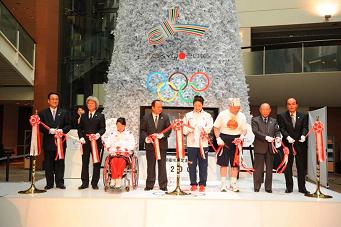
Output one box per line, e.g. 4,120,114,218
29,114,42,156
232,138,254,174
173,119,185,159
54,131,65,160
275,142,290,174
87,134,100,163
147,7,209,45
305,121,325,162
148,134,162,160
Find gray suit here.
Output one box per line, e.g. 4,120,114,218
251,116,280,191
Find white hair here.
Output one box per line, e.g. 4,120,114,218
86,96,99,109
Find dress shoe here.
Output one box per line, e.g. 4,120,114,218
160,187,168,191
44,185,53,190
56,185,66,189
92,185,99,190
78,184,89,190
265,189,272,193
254,188,260,192
299,189,309,194
285,189,293,193
144,187,153,191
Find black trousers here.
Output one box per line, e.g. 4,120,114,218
284,145,307,191
253,152,274,191
44,150,65,187
145,148,168,189
81,143,101,186
187,147,208,186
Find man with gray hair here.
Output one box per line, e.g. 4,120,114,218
213,98,247,192
78,96,106,190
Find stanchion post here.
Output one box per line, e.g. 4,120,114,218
166,158,190,196
18,156,46,194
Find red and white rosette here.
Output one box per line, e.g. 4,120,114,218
87,134,100,163
54,131,65,160
313,121,325,162
148,134,161,160
29,114,41,156
232,137,254,174
173,119,185,159
276,142,290,174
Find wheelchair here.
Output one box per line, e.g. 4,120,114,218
103,149,139,192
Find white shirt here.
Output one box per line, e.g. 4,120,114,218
213,109,247,135
89,111,96,118
183,110,213,148
106,129,135,152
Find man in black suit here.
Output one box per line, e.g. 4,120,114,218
140,100,171,191
277,98,309,194
251,103,281,193
78,96,106,190
39,92,71,189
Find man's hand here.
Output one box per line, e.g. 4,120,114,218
49,128,56,134
217,137,224,146
79,138,86,144
265,136,275,143
275,137,281,143
95,133,101,140
299,135,306,143
287,136,295,144
56,129,63,133
239,134,245,141
145,137,152,144
156,133,164,139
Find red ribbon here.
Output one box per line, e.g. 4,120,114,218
54,131,65,160
29,114,42,156
275,142,290,174
87,134,100,163
312,121,325,162
232,138,254,174
174,119,185,159
148,134,161,160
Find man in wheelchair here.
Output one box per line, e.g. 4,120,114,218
104,118,135,189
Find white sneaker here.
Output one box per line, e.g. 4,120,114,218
110,179,115,187
220,182,227,192
116,178,122,188
230,184,239,192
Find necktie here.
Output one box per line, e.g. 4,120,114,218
263,117,268,124
291,114,296,127
154,116,158,128
90,113,93,119
52,109,56,120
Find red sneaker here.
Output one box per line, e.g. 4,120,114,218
199,185,205,192
190,185,197,191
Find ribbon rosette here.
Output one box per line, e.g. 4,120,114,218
232,138,254,174
173,119,185,159
313,121,325,162
29,114,42,156
87,134,100,163
276,142,290,174
147,7,209,45
54,131,65,160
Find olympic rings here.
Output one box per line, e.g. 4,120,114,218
146,71,210,103
157,81,178,103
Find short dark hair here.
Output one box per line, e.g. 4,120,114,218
116,117,126,125
193,95,204,105
48,92,59,99
151,99,162,107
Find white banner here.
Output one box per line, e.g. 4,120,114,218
307,107,328,187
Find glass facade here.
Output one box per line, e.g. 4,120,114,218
59,0,119,109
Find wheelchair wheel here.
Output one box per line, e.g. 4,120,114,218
131,155,139,189
103,156,110,192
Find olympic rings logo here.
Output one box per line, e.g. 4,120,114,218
146,71,211,103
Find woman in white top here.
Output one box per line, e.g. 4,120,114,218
106,118,135,188
183,96,213,192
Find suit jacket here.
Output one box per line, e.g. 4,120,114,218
277,111,308,147
77,110,106,141
140,112,171,150
39,108,71,151
252,116,281,154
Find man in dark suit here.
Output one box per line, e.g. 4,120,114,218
39,92,71,189
140,99,171,191
277,98,309,194
251,103,281,193
78,96,106,190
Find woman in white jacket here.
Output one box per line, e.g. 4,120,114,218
183,96,213,192
106,118,135,188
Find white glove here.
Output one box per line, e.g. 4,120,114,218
95,133,101,140
79,138,86,144
287,136,295,144
49,128,56,134
56,129,63,133
239,134,245,140
299,135,306,142
265,136,275,143
156,133,164,139
217,137,224,146
145,137,152,144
